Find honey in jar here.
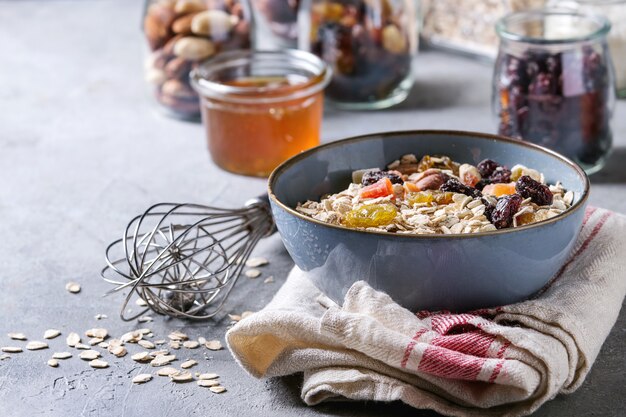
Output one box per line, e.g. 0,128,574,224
191,50,331,177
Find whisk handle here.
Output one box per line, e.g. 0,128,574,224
244,194,277,237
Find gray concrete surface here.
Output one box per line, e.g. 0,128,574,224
0,1,624,416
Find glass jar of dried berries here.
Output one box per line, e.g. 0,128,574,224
493,9,615,173
143,0,253,120
300,0,419,109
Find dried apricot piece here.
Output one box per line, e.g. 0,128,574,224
360,178,393,199
482,182,516,197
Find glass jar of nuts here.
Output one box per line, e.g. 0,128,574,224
143,0,253,120
300,0,419,110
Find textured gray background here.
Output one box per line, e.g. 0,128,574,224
0,1,624,416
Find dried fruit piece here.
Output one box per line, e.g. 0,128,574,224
8,333,27,341
491,194,523,229
482,182,517,198
407,191,434,206
477,159,499,177
89,359,109,369
132,374,153,384
516,175,553,206
412,170,449,191
361,170,403,186
65,282,81,293
489,167,512,184
459,164,481,187
439,178,482,198
26,341,48,351
343,204,397,228
47,359,59,368
359,178,394,199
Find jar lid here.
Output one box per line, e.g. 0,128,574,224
190,49,331,104
496,9,611,45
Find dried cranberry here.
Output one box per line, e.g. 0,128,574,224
476,159,499,177
515,175,553,206
439,178,482,198
481,198,495,223
361,170,403,186
491,194,523,229
489,166,512,184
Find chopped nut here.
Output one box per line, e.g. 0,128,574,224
209,386,226,394
26,341,48,351
47,359,59,368
245,257,268,267
1,347,22,353
244,269,261,278
85,328,108,339
65,281,81,293
170,371,193,382
180,359,197,369
44,329,61,340
66,332,81,347
205,340,222,351
79,350,101,360
132,374,153,384
52,352,72,360
8,333,27,341
182,341,199,349
89,359,109,369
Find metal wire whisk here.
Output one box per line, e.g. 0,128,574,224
101,196,275,320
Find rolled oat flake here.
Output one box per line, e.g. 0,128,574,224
132,374,153,384
89,359,109,369
26,341,48,350
44,329,61,339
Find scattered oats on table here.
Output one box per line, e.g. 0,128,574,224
65,282,81,293
79,350,101,360
209,386,227,394
263,276,274,284
138,340,155,349
135,298,148,307
1,347,22,353
26,341,48,351
110,345,127,357
150,354,176,367
94,314,108,320
131,352,152,362
168,331,188,341
183,340,199,349
197,379,220,387
181,359,197,369
89,337,104,346
47,359,59,368
205,340,222,351
0,353,10,360
138,316,153,323
245,257,268,267
244,269,261,278
89,359,109,369
52,352,72,359
85,328,108,339
132,374,153,384
66,332,81,347
197,337,206,345
43,329,61,340
198,373,219,380
8,333,27,341
157,366,179,377
170,371,193,382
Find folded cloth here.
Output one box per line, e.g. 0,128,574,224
226,207,626,417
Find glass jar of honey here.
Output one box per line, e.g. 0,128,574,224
190,50,331,176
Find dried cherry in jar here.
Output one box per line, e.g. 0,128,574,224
493,10,615,173
301,0,419,110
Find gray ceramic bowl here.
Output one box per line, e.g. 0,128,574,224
267,130,589,312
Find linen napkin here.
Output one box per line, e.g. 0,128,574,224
226,207,626,417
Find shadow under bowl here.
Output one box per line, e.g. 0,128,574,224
268,130,589,312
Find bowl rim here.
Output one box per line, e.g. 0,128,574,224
267,130,590,239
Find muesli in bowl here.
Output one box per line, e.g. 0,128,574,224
296,154,574,234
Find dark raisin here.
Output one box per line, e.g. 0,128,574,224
491,194,523,229
361,170,403,186
481,198,495,223
476,159,499,177
475,178,491,191
489,166,512,184
440,178,482,198
515,175,553,206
